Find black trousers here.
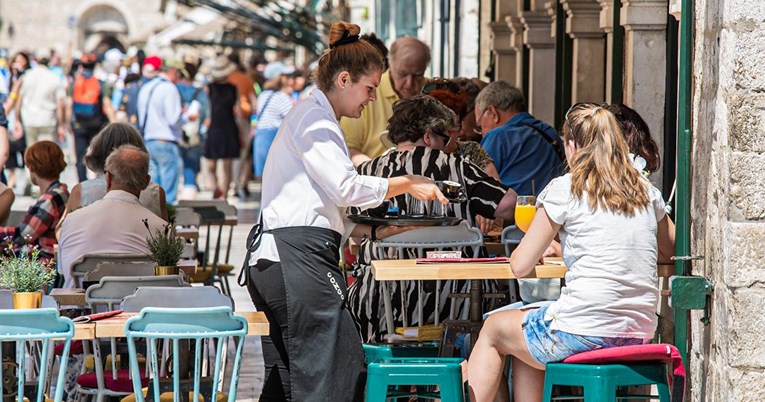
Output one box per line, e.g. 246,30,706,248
246,226,366,402
74,125,103,182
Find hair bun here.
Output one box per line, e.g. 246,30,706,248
329,22,361,48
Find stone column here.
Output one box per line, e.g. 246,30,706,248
490,21,518,83
561,0,606,103
521,2,556,124
507,15,525,87
621,0,668,188
598,0,617,102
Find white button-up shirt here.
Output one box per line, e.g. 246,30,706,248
250,89,388,264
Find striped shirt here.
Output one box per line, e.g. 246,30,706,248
255,90,294,130
0,181,68,259
350,146,507,224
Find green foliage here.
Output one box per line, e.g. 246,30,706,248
144,219,185,266
0,243,57,293
166,203,177,222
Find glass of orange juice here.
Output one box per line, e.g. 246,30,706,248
515,196,536,233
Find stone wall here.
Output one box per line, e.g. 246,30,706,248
691,0,765,400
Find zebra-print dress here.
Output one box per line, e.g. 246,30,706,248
347,146,509,342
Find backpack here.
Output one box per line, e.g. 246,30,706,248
120,80,143,129
72,74,103,126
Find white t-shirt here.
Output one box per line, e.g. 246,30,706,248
539,173,666,339
249,89,388,265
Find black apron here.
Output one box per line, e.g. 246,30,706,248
242,225,366,401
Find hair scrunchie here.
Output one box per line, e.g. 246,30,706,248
330,30,360,49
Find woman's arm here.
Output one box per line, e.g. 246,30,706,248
482,162,500,180
158,187,169,222
509,205,560,277
65,184,82,213
0,188,14,225
657,215,676,263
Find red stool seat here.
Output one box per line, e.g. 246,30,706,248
77,369,149,393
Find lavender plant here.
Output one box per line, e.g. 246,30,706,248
0,240,57,293
143,219,185,266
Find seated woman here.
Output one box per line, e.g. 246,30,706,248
0,141,68,260
422,78,500,179
66,123,168,220
348,94,518,342
466,103,676,402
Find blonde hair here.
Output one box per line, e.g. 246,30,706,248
563,103,650,216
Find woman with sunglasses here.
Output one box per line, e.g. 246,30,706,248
347,94,518,343
466,103,675,402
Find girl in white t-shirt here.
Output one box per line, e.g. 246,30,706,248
467,103,676,402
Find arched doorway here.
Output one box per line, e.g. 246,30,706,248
78,4,128,53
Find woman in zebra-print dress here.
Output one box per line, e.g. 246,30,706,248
347,95,518,342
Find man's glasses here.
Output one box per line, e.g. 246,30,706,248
473,108,488,135
422,79,461,95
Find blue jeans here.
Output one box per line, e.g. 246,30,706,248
146,140,182,204
180,144,202,190
253,127,278,177
522,306,645,365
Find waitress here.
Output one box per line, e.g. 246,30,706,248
243,21,447,402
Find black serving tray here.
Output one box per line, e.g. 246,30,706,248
347,215,462,227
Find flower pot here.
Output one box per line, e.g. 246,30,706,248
154,266,180,276
12,291,42,309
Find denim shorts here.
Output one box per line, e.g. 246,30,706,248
522,306,645,365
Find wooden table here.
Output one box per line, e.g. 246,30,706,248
176,227,199,240
74,311,268,340
371,257,568,345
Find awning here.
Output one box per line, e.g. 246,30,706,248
149,7,225,48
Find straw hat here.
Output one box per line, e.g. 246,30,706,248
210,56,236,81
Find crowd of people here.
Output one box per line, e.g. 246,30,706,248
0,17,678,402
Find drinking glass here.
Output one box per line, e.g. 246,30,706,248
404,194,426,217
515,196,536,233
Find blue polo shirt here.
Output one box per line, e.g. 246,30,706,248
480,112,563,195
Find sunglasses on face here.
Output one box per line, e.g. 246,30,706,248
422,80,461,95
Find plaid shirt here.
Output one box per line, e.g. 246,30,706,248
0,181,68,258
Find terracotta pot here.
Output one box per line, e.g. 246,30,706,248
12,291,42,309
154,266,180,276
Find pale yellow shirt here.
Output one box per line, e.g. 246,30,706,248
340,70,399,158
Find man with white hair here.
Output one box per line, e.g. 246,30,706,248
58,145,167,288
341,37,431,166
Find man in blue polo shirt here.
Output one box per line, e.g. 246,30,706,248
475,81,564,195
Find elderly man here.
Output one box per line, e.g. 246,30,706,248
475,81,564,196
58,145,167,288
341,37,430,166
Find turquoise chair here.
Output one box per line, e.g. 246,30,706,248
0,308,75,402
363,343,440,363
124,306,248,402
366,357,465,402
542,344,685,402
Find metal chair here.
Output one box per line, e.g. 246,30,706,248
84,262,158,283
501,225,561,304
124,307,248,402
76,276,190,402
70,253,155,288
177,202,233,294
374,221,484,334
121,286,234,312
0,308,75,402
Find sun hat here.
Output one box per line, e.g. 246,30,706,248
263,61,296,80
210,56,237,81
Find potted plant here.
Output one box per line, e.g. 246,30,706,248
0,243,57,309
144,219,185,275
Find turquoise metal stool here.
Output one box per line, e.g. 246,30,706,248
366,357,465,402
543,362,672,401
543,343,685,402
362,342,440,363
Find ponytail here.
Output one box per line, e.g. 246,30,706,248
563,103,650,216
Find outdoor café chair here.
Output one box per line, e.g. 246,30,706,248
124,306,248,402
70,253,155,288
0,308,75,402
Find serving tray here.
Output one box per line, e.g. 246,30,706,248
347,215,462,227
